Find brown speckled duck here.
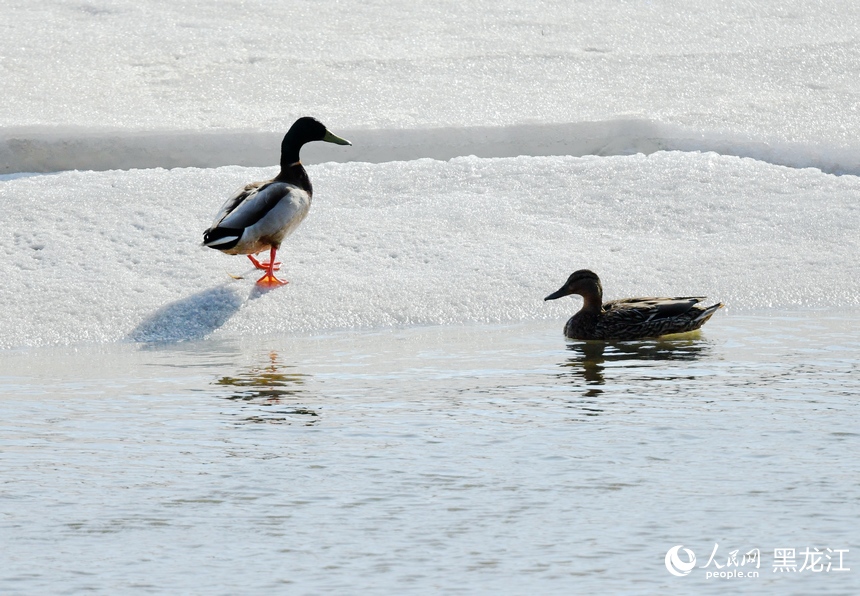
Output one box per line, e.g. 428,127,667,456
203,117,351,287
545,269,723,340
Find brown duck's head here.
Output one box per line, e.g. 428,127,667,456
544,269,603,302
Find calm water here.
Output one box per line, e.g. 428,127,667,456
1,311,858,595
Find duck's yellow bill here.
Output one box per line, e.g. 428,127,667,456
322,130,352,146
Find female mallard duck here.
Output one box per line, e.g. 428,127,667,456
203,117,351,286
545,269,723,340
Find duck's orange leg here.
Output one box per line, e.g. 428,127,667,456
255,246,287,287
247,253,281,271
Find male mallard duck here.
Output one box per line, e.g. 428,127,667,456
545,269,723,340
203,117,351,286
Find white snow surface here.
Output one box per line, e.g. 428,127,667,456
2,1,860,172
1,153,857,349
2,1,859,348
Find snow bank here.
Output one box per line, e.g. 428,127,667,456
4,120,860,176
1,152,857,349
2,1,860,158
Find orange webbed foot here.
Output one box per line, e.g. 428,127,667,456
256,272,288,287
250,247,286,287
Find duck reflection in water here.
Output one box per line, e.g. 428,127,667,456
559,334,714,414
214,351,318,425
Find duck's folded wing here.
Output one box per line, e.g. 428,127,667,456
604,297,707,322
214,182,294,230
203,182,286,249
209,182,263,228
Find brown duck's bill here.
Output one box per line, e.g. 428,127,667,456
544,287,570,301
322,130,352,146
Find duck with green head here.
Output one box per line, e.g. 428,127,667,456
203,117,351,287
545,269,723,340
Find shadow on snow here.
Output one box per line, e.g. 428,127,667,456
128,285,245,343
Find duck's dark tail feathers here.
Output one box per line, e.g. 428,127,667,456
694,302,724,324
203,226,243,251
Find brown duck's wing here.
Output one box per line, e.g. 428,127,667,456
595,297,715,339
602,297,707,321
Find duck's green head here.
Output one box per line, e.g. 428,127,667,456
544,269,603,301
284,117,351,148
280,117,351,166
